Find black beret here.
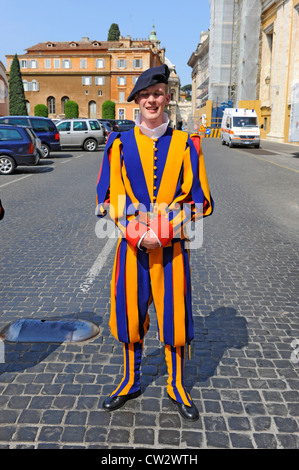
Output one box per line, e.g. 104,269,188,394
127,64,170,102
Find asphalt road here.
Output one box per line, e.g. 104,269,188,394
0,138,298,449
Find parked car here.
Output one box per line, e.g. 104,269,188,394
98,120,114,141
115,119,135,132
0,124,39,175
98,119,119,132
56,118,105,151
0,116,60,157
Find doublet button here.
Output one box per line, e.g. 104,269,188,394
154,175,157,179
154,166,157,170
154,186,157,191
154,156,157,161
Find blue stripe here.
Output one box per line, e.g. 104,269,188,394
181,242,194,343
115,240,129,343
163,246,174,345
137,250,151,340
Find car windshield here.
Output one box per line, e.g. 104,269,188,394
233,117,258,127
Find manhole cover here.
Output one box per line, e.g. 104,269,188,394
0,318,100,343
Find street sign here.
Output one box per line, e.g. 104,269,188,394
199,125,206,132
205,128,211,135
193,124,199,130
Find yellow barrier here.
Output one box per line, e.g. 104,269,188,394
205,129,221,138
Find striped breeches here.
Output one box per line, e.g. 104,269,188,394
110,238,194,347
110,342,192,407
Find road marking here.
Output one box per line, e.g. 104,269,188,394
233,149,299,173
79,237,117,293
75,154,85,159
0,174,32,188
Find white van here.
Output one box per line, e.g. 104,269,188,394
221,108,261,148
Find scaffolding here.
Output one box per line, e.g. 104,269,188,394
209,0,261,108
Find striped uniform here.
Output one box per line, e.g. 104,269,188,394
96,126,213,405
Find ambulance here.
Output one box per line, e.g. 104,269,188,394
220,108,261,148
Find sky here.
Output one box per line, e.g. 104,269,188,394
0,0,210,87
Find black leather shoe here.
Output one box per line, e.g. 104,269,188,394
103,390,141,411
168,394,199,421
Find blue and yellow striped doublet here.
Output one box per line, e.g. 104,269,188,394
96,127,213,348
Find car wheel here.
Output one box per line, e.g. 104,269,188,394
0,155,16,175
84,139,97,152
41,144,50,158
229,139,234,148
255,144,260,149
221,136,225,145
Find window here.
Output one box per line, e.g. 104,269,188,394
133,108,139,120
23,80,28,91
26,101,30,114
119,92,125,103
95,76,105,85
117,59,127,68
62,59,71,69
80,59,87,69
82,76,92,85
20,60,28,69
133,76,139,85
117,76,126,86
6,117,30,126
98,90,102,96
73,121,88,131
30,60,38,69
96,59,105,68
133,59,143,68
0,128,23,141
61,96,69,114
31,118,56,132
118,108,125,119
44,59,51,69
31,80,39,92
57,121,71,132
47,96,56,114
54,59,60,69
89,120,100,130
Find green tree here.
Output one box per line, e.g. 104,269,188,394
108,23,120,41
65,100,79,118
102,100,115,119
34,104,48,117
9,54,27,115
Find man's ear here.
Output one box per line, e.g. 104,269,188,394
165,93,171,105
134,94,139,105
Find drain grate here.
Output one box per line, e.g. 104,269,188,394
0,318,100,343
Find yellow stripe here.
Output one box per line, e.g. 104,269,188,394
172,243,186,346
119,344,136,395
157,130,188,205
149,248,165,343
111,342,128,396
134,127,154,202
109,238,122,341
125,243,140,343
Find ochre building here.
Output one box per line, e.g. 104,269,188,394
5,36,164,120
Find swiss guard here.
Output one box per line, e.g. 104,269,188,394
96,64,214,420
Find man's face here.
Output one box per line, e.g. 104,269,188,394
135,83,170,128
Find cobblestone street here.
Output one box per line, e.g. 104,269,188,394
0,139,298,449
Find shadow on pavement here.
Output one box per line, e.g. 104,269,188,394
141,307,248,394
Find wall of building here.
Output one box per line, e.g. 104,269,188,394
0,61,9,116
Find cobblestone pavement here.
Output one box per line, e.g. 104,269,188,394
0,139,298,449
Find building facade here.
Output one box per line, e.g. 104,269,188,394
5,36,164,120
188,30,209,115
0,61,9,116
259,0,299,143
187,0,299,144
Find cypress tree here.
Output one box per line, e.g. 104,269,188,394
9,54,27,115
107,24,120,41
